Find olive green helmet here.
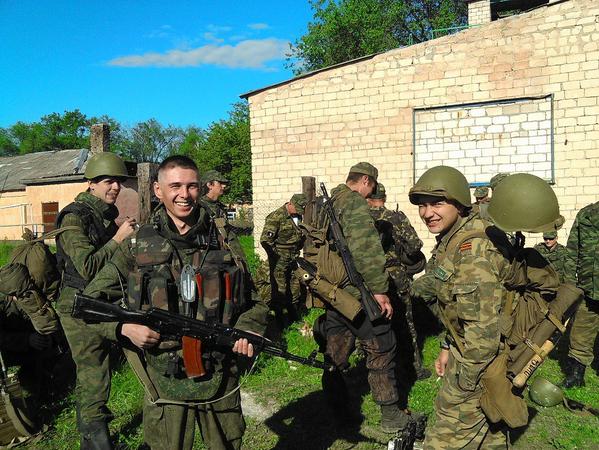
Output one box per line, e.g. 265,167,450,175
529,377,563,407
487,173,565,233
84,153,128,180
409,166,471,208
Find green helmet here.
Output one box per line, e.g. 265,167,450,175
409,166,471,208
370,182,387,200
529,377,563,407
489,172,510,190
84,153,128,180
487,173,565,233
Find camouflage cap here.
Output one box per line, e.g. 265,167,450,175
370,182,387,199
474,186,489,198
349,162,378,181
489,173,510,190
543,231,557,239
201,170,229,185
290,193,308,214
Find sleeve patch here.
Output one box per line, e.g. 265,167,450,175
459,242,473,252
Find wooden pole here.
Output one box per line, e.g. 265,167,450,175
137,163,158,224
302,176,316,227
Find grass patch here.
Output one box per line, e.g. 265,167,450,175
0,242,15,266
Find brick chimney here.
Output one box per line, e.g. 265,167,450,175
90,123,110,154
465,0,491,26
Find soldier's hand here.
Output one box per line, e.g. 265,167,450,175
435,349,450,377
232,331,262,358
374,293,393,319
28,333,52,350
121,324,160,349
113,217,137,243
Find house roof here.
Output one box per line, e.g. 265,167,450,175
0,149,90,191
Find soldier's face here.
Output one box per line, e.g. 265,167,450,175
356,177,375,199
208,180,227,198
543,237,557,248
88,178,123,205
154,167,200,222
418,199,460,234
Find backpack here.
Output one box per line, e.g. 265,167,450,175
8,227,79,302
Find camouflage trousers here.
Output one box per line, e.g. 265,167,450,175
270,255,302,307
323,309,398,405
143,374,245,450
568,298,599,366
424,351,507,450
56,294,114,426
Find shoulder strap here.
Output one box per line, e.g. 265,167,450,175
29,226,81,243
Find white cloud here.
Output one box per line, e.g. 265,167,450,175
107,38,290,69
248,23,269,30
203,32,224,43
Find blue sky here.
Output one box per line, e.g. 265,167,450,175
0,1,314,129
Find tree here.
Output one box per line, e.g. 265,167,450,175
125,119,184,163
189,102,252,203
0,128,18,156
287,0,466,75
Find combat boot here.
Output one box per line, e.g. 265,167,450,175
380,404,412,434
80,421,113,450
415,366,432,381
562,357,586,388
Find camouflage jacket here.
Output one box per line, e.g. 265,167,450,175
84,204,269,400
533,242,568,284
369,206,424,292
417,212,511,391
324,184,388,295
564,201,599,301
260,204,304,259
199,195,227,218
55,191,120,339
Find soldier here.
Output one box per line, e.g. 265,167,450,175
260,194,308,324
83,155,268,450
199,169,229,218
409,166,512,449
473,186,489,204
318,162,414,434
562,201,599,388
54,152,138,449
533,231,568,283
367,183,429,380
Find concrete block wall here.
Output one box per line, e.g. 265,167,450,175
247,0,599,257
467,0,491,26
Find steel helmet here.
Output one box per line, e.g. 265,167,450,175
409,166,471,208
84,153,128,180
529,377,563,407
487,173,565,233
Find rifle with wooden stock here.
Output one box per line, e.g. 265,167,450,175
72,293,334,374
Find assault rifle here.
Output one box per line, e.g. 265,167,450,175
72,294,333,373
320,183,383,323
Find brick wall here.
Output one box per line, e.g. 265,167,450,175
467,0,491,26
247,0,599,258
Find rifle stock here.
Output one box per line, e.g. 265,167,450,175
320,183,383,322
72,293,333,372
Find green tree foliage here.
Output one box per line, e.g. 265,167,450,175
287,0,466,75
180,102,252,203
122,119,184,163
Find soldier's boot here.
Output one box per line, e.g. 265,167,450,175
415,366,432,380
562,357,586,388
380,404,412,434
80,421,113,450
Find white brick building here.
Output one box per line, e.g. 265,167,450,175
243,0,599,256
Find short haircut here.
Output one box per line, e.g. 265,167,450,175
157,155,198,181
346,172,375,184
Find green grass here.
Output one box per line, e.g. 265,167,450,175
0,242,14,266
4,238,599,449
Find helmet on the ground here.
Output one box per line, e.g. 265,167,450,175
487,173,564,233
529,377,563,407
84,153,128,180
409,166,471,208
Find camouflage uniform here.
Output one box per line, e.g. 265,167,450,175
260,200,305,314
533,241,568,284
369,204,427,375
320,184,399,410
564,201,599,368
54,191,122,429
84,204,269,450
419,212,510,450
